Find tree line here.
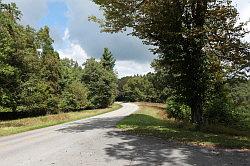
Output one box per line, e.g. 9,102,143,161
118,73,249,125
93,0,250,127
0,2,117,114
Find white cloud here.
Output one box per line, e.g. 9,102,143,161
62,28,70,41
58,42,89,66
233,0,250,41
58,30,153,78
3,0,250,78
115,61,153,78
64,0,154,62
58,28,89,65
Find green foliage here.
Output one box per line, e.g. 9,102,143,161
0,1,117,116
59,81,89,111
228,80,250,114
0,2,28,111
146,72,172,102
46,95,60,114
60,58,82,89
100,48,116,71
118,103,250,149
38,27,61,94
122,76,155,102
82,58,118,109
166,99,191,122
92,0,250,126
19,78,50,112
204,82,237,125
116,76,132,101
117,73,170,103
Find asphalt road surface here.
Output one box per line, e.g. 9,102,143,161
0,103,249,166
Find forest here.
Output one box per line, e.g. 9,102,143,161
0,2,118,118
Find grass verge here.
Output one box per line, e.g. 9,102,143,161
0,103,122,137
117,102,250,149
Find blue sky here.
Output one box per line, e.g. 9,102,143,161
3,0,250,77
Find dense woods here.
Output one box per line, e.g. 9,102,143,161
0,2,117,116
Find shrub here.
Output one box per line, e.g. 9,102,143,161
204,82,241,125
46,95,60,114
166,99,191,122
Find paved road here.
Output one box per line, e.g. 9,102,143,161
0,103,249,166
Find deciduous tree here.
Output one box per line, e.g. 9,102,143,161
91,0,249,126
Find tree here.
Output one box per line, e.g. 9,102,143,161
59,58,89,111
37,27,61,94
123,76,155,102
59,81,89,111
36,27,62,112
0,1,119,115
0,2,33,112
100,48,116,71
60,58,82,90
146,72,171,103
19,78,50,112
116,76,132,101
91,0,249,126
82,58,117,108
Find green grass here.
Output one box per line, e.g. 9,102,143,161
117,103,250,149
0,103,122,137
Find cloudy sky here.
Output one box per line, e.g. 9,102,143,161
3,0,250,77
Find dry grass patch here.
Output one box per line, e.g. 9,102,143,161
0,103,122,137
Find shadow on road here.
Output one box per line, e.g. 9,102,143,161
56,116,249,166
104,130,249,166
56,116,123,133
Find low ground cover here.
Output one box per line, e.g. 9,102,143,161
0,103,122,137
117,102,250,149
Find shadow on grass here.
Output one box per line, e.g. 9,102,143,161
104,130,249,166
118,114,250,149
56,114,249,165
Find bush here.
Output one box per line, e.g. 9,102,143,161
0,106,11,112
166,99,191,122
228,81,250,118
204,97,238,125
203,82,241,125
46,95,60,114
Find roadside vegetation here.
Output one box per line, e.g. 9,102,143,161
94,0,249,129
0,2,117,119
95,0,250,147
0,103,121,137
0,0,250,151
0,1,120,136
118,103,250,149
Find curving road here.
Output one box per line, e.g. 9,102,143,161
0,103,249,166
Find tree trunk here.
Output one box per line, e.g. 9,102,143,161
191,96,203,128
190,0,208,128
